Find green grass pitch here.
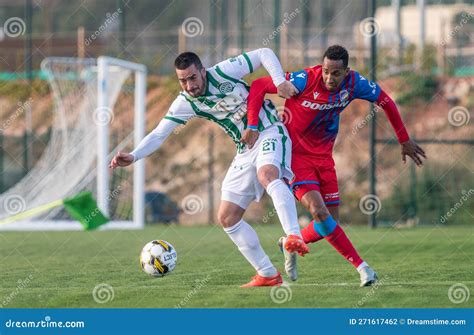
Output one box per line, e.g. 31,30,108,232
0,224,472,308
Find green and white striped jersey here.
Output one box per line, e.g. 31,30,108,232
165,52,282,153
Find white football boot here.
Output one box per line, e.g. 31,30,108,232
359,266,378,287
278,236,298,281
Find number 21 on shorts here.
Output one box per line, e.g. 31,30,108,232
261,138,277,152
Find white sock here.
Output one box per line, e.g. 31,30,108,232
224,219,277,277
266,179,302,237
357,261,369,272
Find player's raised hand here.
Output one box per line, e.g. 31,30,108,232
277,81,298,99
241,129,259,149
109,151,134,169
401,140,426,167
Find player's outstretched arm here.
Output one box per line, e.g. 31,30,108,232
216,48,292,92
108,116,183,169
401,139,426,166
109,151,134,169
109,97,194,169
375,90,427,166
246,49,297,98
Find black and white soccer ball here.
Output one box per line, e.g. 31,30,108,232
139,240,177,277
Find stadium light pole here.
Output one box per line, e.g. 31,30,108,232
368,0,377,229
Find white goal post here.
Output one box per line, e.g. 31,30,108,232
0,56,146,231
97,56,146,230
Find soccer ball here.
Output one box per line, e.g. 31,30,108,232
139,240,177,277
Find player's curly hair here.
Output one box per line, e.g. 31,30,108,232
323,45,349,68
174,52,203,70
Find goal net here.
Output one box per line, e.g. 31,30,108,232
0,56,146,230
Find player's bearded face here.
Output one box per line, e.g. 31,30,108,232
176,64,207,97
322,58,350,92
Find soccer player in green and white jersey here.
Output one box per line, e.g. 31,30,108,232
110,48,309,287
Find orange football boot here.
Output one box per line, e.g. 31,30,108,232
240,272,283,288
284,234,310,256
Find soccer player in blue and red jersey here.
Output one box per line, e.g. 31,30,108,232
243,45,426,286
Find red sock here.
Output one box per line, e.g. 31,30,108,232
301,221,324,244
325,225,363,268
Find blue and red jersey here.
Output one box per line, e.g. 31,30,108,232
247,65,409,165
285,65,381,159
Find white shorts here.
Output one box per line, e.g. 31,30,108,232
221,123,293,209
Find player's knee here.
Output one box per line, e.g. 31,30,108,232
257,165,279,188
313,215,337,236
217,209,242,228
308,202,330,222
